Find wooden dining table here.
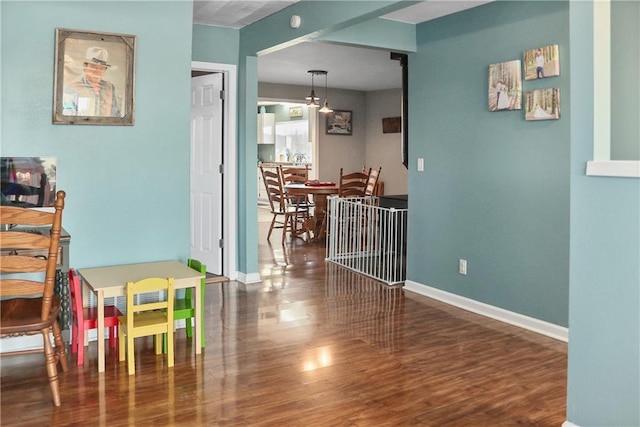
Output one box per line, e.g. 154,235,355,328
284,183,339,241
77,260,205,373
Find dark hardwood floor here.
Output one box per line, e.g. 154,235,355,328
0,211,567,426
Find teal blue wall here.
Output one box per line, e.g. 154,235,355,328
567,2,640,425
192,24,239,64
320,18,416,52
407,1,571,326
271,104,310,122
237,54,259,273
1,1,193,267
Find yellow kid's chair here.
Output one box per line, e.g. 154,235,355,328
164,258,207,353
119,277,175,375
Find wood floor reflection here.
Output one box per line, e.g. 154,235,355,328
0,216,567,426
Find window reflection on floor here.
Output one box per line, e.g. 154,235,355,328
325,261,404,354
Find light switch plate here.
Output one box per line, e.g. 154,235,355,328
459,259,467,275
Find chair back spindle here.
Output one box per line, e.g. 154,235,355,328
364,166,382,196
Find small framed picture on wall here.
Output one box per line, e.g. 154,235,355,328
382,117,401,133
326,110,352,135
289,106,303,118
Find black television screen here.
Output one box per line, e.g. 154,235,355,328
1,157,57,208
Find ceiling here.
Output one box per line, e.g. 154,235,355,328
193,1,494,91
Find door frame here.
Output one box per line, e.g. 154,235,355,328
192,61,237,280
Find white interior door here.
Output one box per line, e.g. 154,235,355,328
190,73,223,274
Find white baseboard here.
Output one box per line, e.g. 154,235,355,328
236,271,261,284
403,280,568,342
86,319,189,342
562,421,579,427
0,335,44,352
224,270,239,281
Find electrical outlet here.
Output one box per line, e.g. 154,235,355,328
417,158,424,172
459,259,467,275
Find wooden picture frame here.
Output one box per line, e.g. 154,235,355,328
382,117,401,133
53,28,136,125
325,110,352,135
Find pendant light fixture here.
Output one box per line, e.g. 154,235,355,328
306,70,321,108
318,70,333,114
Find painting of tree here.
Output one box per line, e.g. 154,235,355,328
524,44,560,80
525,88,560,120
488,60,522,111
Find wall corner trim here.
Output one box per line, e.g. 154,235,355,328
403,281,569,342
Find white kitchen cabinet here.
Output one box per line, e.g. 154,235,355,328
257,113,275,144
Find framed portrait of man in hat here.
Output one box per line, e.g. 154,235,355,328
53,28,136,125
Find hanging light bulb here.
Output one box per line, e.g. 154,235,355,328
318,71,333,113
319,100,332,113
307,93,319,108
306,70,320,108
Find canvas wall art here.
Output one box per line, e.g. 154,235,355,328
525,88,560,120
488,60,522,111
524,44,560,80
326,110,352,135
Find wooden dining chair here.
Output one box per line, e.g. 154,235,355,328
338,167,371,197
118,277,174,375
163,258,206,353
0,190,68,406
69,268,122,366
279,164,314,208
364,166,382,196
279,164,309,185
260,165,310,243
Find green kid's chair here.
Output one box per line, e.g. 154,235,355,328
164,258,206,352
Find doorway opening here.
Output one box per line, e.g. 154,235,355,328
191,61,237,279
